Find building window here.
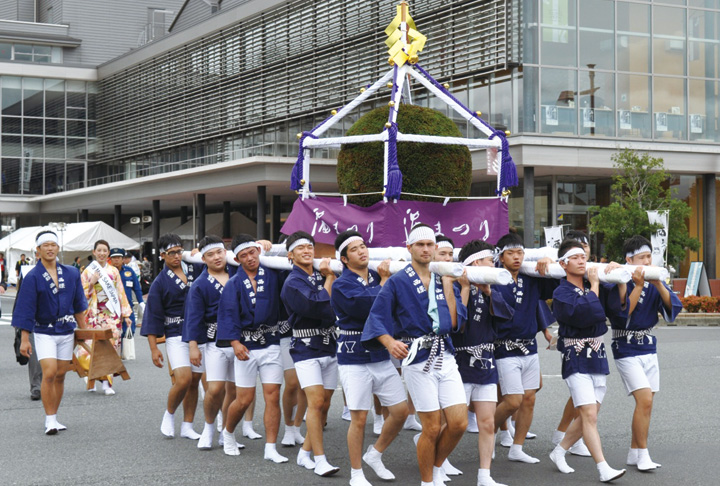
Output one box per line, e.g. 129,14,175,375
0,43,63,64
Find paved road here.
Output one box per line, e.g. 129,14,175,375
1,321,719,485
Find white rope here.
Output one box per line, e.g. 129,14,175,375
303,133,386,147
395,133,501,148
311,69,395,139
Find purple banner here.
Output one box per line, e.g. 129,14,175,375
281,196,509,247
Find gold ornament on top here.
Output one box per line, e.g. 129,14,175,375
385,1,426,67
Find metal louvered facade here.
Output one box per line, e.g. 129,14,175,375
95,0,518,184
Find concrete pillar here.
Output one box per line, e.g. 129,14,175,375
197,194,206,240
257,186,267,239
114,205,122,230
523,166,535,247
222,201,231,239
272,195,282,243
152,200,160,276
703,174,716,279
80,209,89,222
180,206,189,225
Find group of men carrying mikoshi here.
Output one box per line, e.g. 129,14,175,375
14,223,681,486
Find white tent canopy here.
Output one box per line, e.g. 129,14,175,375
0,221,140,284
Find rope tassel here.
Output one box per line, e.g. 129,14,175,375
385,123,403,200
290,132,317,191
489,130,518,193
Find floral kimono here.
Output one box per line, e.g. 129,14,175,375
81,262,132,353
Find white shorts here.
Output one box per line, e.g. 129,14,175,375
166,337,204,373
295,356,338,390
496,354,541,395
615,354,660,395
403,351,466,412
464,383,498,404
234,345,283,388
35,333,74,361
279,337,295,371
390,356,401,369
205,342,235,382
339,361,407,410
565,373,607,407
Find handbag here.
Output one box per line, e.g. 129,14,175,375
121,327,136,360
14,328,29,366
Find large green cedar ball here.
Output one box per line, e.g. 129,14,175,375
337,104,472,207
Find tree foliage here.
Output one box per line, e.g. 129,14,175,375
337,105,472,207
589,149,700,268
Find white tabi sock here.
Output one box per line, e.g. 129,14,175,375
404,414,422,431
597,461,626,482
499,429,513,448
281,425,297,446
421,482,435,486
242,420,262,439
363,444,394,480
508,444,540,464
626,448,639,466
342,405,351,421
442,458,463,475
297,448,315,470
373,413,384,435
477,468,507,486
636,448,661,470
552,430,565,446
215,411,223,432
264,443,289,463
198,422,215,450
433,466,448,485
350,468,372,486
313,454,340,477
549,445,575,474
222,429,241,456
293,426,305,444
180,421,201,440
160,410,175,438
44,415,58,435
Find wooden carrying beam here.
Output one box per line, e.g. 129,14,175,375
71,328,130,390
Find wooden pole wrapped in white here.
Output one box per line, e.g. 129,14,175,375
368,260,410,275
523,247,559,262
428,262,464,277
465,266,514,285
624,265,669,282
519,262,567,279
586,263,632,284
367,247,412,261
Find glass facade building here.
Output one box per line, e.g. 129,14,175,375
0,76,96,194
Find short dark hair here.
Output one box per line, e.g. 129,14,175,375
622,235,652,258
565,230,589,245
285,231,314,251
458,240,494,265
496,232,524,252
197,235,224,253
94,239,110,251
231,233,256,253
335,230,364,263
435,234,455,248
558,239,584,259
158,233,183,253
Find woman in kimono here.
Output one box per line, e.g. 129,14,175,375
81,239,132,395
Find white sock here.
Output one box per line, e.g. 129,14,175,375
421,482,434,486
45,414,57,425
637,448,661,469
315,454,327,464
264,442,289,463
550,445,575,474
351,468,364,479
433,466,446,484
242,420,262,439
508,444,540,464
374,413,384,423
552,430,565,446
181,422,201,440
597,460,626,482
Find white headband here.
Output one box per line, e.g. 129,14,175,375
436,241,453,249
200,242,225,257
288,238,314,253
162,244,182,253
336,236,364,260
558,247,586,263
233,241,261,256
626,245,652,259
463,250,494,266
494,243,524,262
407,226,436,245
36,233,58,247
570,236,589,245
